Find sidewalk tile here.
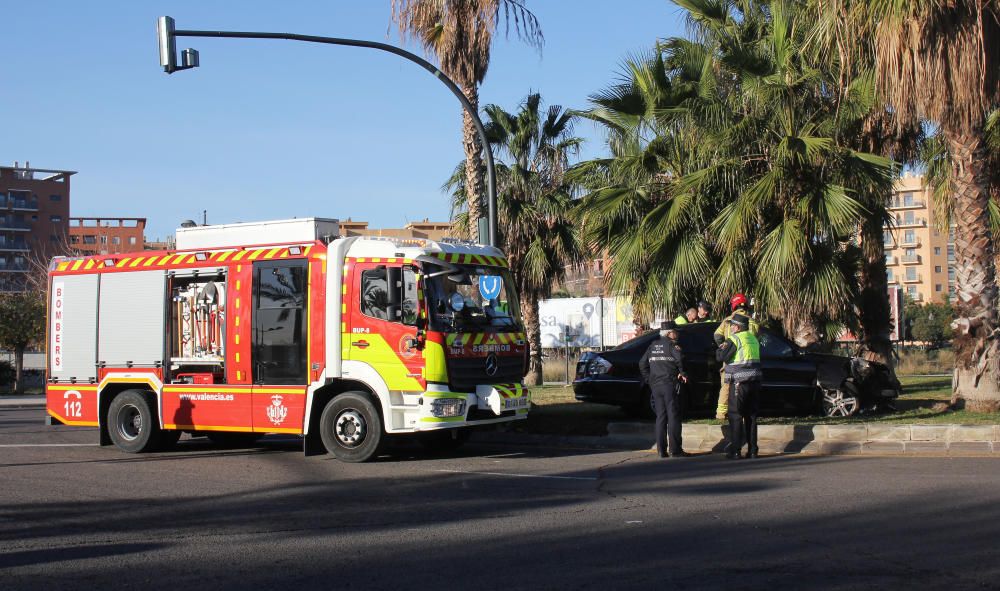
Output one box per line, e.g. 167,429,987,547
822,441,861,455
949,426,995,442
825,425,867,442
861,441,905,454
910,426,950,442
904,441,949,454
866,425,911,441
947,442,992,455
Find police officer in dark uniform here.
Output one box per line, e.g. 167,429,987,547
639,321,689,458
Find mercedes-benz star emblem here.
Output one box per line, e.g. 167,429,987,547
484,353,499,377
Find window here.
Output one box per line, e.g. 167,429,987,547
935,266,942,273
935,284,942,292
885,253,893,265
934,247,941,255
904,248,915,258
903,192,914,206
947,245,955,261
887,269,894,281
907,286,918,298
100,235,108,244
112,236,120,245
253,262,307,384
70,235,80,244
129,237,137,245
905,267,917,281
903,211,915,224
758,331,794,358
49,194,62,201
50,215,62,223
360,267,390,320
949,268,956,281
903,230,916,244
83,235,96,245
883,230,893,245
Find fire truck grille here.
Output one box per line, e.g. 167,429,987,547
447,356,524,392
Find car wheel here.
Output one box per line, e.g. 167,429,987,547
107,389,163,453
822,387,860,417
319,392,384,463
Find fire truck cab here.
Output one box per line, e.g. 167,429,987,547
46,218,530,462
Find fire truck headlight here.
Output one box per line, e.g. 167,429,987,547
430,398,466,418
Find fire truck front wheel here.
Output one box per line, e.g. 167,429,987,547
319,392,384,463
107,390,164,453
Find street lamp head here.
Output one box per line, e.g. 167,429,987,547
157,16,199,74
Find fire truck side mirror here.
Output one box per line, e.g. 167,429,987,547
387,267,403,306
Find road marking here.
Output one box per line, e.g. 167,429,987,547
0,443,99,447
432,468,597,481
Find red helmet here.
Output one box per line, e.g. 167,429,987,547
730,293,748,311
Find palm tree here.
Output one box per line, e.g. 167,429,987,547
577,1,892,347
445,93,584,385
391,0,543,239
821,0,1000,410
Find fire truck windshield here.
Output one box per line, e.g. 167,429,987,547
424,264,522,333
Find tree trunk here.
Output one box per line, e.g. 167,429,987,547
460,85,486,242
14,345,23,395
782,306,822,349
858,208,899,380
521,290,543,386
945,128,1000,411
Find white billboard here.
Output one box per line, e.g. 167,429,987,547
539,296,640,349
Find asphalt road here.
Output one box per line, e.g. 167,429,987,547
2,407,999,591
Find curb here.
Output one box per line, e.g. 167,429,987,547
0,397,45,410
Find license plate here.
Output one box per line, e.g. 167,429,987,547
503,397,528,410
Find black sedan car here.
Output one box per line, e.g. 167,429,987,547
573,322,899,418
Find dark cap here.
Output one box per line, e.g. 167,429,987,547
697,300,712,311
729,314,750,329
660,320,678,331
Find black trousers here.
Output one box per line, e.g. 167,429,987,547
651,381,682,456
726,379,760,456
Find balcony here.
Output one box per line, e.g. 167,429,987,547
903,273,922,284
5,197,39,211
900,237,921,248
889,198,925,210
894,216,926,228
0,218,31,232
885,256,898,266
0,239,29,252
901,254,922,265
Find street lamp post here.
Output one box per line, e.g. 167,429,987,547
156,16,498,248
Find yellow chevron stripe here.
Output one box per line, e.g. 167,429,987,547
247,249,264,261
84,259,96,270
264,247,282,259
142,256,159,267
216,251,233,262
232,250,248,261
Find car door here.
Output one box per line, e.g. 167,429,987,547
675,325,719,413
758,330,816,413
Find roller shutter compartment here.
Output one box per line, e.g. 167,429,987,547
98,270,166,368
50,274,99,382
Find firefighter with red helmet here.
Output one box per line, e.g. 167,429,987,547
713,293,759,420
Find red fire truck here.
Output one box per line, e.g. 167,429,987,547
46,218,529,462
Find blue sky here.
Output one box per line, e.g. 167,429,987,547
2,1,684,241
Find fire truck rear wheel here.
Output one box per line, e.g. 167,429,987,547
319,392,384,463
107,389,163,453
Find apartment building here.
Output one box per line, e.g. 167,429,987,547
0,162,74,291
68,217,146,255
884,173,954,303
339,218,453,241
